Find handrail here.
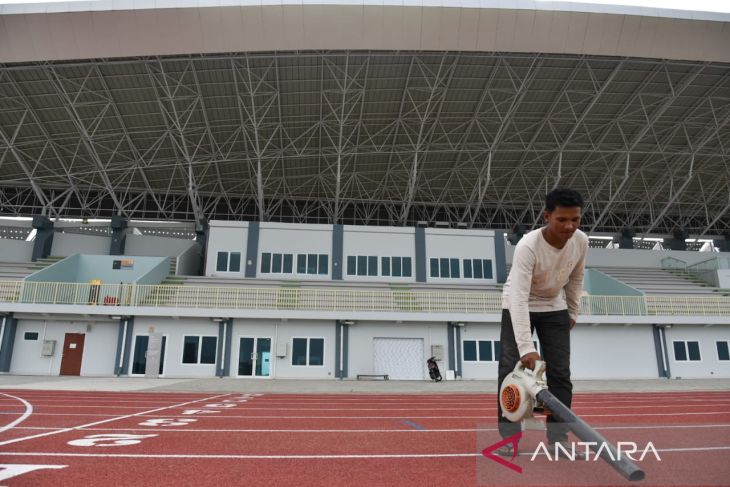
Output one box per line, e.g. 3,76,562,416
686,256,730,273
1,280,729,316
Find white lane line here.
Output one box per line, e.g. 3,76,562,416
0,393,230,447
8,424,730,433
0,446,728,460
0,393,33,433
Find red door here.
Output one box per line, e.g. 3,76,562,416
60,333,85,376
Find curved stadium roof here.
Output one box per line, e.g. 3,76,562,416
0,1,729,237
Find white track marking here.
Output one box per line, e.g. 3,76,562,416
0,446,728,460
0,393,33,433
0,393,230,447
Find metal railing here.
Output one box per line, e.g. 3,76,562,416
1,280,729,316
686,256,730,273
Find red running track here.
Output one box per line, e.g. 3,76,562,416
0,390,729,486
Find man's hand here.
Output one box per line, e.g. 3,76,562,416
520,352,541,370
570,319,576,330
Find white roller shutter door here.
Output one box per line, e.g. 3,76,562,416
373,338,424,380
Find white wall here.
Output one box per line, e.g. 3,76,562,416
258,223,332,280
665,325,730,379
426,229,497,284
205,222,248,277
51,233,110,256
343,226,415,283
10,319,117,376
571,324,657,379
717,270,730,288
132,317,219,378
0,240,33,262
125,235,197,257
460,322,500,380
347,321,448,379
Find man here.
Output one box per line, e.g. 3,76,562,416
496,187,588,456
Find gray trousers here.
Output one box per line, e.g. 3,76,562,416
497,309,573,443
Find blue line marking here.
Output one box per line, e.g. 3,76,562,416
403,420,426,431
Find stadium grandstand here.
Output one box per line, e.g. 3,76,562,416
0,0,729,384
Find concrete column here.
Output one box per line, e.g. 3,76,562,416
31,215,54,262
110,215,128,255
0,315,18,373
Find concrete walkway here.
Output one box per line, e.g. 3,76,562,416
0,374,728,394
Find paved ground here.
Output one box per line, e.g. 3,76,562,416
1,375,728,393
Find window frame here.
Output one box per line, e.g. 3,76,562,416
462,340,500,362
23,331,40,341
716,341,730,361
181,335,219,365
290,337,326,367
672,340,702,362
216,251,242,273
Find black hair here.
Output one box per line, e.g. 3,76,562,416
545,187,584,212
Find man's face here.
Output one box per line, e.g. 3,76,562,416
543,205,582,244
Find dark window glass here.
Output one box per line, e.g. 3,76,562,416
292,338,308,366
261,253,271,273
494,341,501,360
309,338,324,366
483,259,493,279
687,341,701,361
357,256,367,276
347,256,356,275
430,258,439,277
479,341,492,361
24,332,39,340
283,254,293,273
272,254,282,273
229,252,241,272
439,258,449,278
463,341,477,361
674,341,687,361
159,336,167,375
403,257,412,277
182,336,199,364
318,254,328,275
381,257,390,276
297,254,307,273
717,342,730,361
450,258,460,279
132,335,148,374
216,252,228,272
368,256,377,276
473,259,483,279
307,254,318,274
392,257,401,277
200,337,217,364
463,259,472,278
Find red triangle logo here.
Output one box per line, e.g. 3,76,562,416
481,432,523,474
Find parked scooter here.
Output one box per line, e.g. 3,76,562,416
427,357,442,382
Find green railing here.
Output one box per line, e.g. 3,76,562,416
1,280,730,316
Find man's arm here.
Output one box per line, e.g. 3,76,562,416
565,239,588,328
508,244,537,358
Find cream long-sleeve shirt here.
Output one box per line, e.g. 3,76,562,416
501,228,588,357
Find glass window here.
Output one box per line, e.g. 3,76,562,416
450,258,460,279
479,341,492,361
318,254,328,275
309,338,324,366
463,259,472,278
483,259,493,279
381,257,390,276
717,342,730,361
201,337,217,364
182,336,199,364
216,252,228,272
463,341,477,361
272,254,282,273
368,256,377,276
357,256,367,276
292,338,308,366
347,256,356,275
473,259,483,279
307,254,318,274
297,254,307,274
439,258,449,278
24,332,39,340
687,341,701,361
673,342,687,361
403,257,412,277
229,252,241,272
392,257,401,277
494,341,501,361
430,258,439,277
283,254,293,274
261,253,272,273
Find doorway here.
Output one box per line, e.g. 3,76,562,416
60,333,86,376
131,335,167,376
237,337,272,377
